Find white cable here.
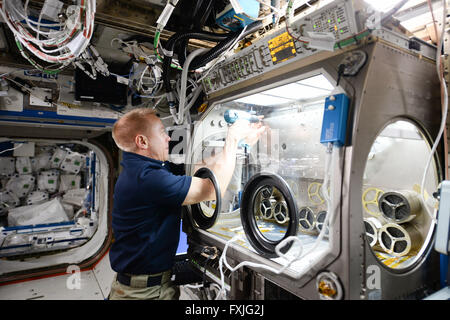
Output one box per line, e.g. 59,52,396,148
175,85,202,124
184,85,203,112
10,3,64,28
138,65,150,92
176,76,197,99
138,66,162,95
209,282,221,292
216,235,303,299
111,38,137,54
0,0,96,67
255,0,282,13
420,0,448,224
35,0,45,47
170,48,208,125
216,143,336,299
141,93,167,99
0,143,24,155
197,25,248,85
184,283,205,289
17,1,63,37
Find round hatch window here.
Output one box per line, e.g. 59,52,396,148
362,120,439,271
241,173,299,258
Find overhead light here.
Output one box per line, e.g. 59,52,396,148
235,93,292,106
235,74,335,106
297,74,335,91
363,0,409,12
264,83,331,101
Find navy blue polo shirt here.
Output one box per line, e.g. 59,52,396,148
109,151,192,275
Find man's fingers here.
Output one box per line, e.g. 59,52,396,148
256,126,266,137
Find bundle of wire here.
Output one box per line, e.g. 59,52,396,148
137,61,163,96
0,0,96,74
74,45,109,80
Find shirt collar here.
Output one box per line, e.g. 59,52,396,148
122,151,168,168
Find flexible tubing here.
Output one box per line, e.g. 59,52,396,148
189,21,263,71
177,48,208,124
216,143,337,299
420,0,448,224
162,31,235,92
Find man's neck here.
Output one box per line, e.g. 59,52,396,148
133,149,164,162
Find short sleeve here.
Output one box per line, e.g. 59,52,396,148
140,167,192,207
167,162,186,175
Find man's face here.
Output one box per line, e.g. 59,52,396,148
145,115,171,161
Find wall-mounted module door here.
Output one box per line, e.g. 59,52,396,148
0,133,114,286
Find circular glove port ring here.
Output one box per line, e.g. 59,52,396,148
240,172,299,258
190,167,221,230
378,191,421,224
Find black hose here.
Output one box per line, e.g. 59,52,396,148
162,31,234,93
194,0,215,30
162,21,262,93
189,21,263,71
177,30,230,66
182,1,217,62
175,39,189,68
192,0,204,21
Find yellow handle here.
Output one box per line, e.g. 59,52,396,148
308,182,325,205
362,187,384,216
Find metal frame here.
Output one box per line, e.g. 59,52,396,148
186,38,443,299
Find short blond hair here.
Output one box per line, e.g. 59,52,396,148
112,108,157,152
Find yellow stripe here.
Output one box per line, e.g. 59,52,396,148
233,14,244,22
383,257,397,266
208,230,232,240
391,256,410,268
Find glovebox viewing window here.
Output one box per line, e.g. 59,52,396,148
362,120,438,271
190,73,338,275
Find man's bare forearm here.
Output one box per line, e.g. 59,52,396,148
191,119,263,201
211,136,238,198
195,135,238,200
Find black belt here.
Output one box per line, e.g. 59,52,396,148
117,273,164,288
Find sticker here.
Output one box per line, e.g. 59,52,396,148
116,75,129,86
268,32,296,65
306,31,336,51
67,32,87,56
42,0,64,20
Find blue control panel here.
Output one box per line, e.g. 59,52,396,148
320,93,350,146
216,1,260,32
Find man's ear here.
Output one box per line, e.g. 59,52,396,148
135,134,150,150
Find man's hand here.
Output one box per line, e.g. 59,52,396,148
227,117,266,147
186,116,267,204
